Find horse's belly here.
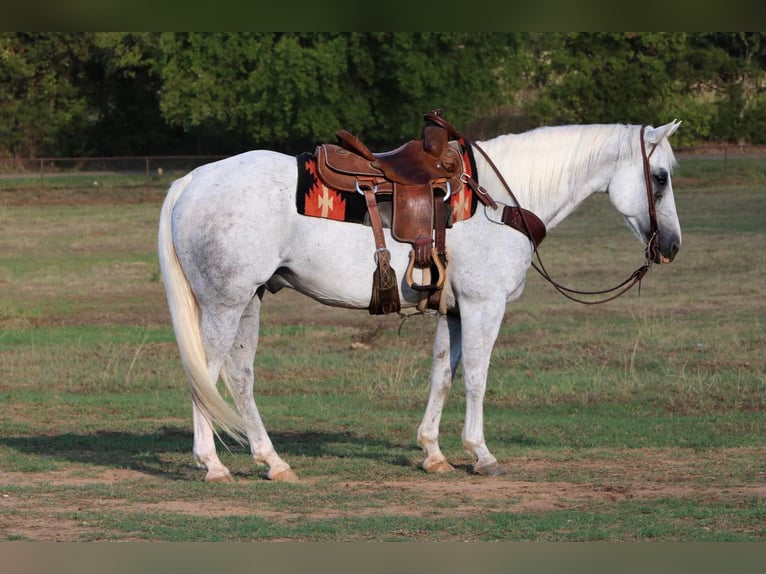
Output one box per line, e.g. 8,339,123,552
276,219,415,309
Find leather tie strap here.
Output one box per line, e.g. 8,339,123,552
362,182,387,252
433,197,448,257
363,184,401,314
460,172,498,210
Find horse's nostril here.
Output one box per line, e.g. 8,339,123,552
661,241,681,263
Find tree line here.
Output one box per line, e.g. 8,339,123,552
2,32,764,158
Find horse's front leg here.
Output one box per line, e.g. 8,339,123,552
417,313,462,473
459,299,508,476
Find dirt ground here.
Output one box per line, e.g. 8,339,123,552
2,447,765,541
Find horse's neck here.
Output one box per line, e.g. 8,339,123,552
475,125,626,229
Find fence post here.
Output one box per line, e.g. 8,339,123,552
723,146,728,178
39,158,44,188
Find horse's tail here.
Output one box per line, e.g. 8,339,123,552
158,175,249,444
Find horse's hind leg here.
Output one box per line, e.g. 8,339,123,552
191,304,244,483
192,400,233,482
223,294,297,482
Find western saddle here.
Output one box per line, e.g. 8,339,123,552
315,110,464,315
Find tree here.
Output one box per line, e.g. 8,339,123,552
3,33,766,157
80,32,179,156
0,33,90,157
352,33,519,145
156,33,361,153
155,33,518,153
687,33,766,142
526,33,689,127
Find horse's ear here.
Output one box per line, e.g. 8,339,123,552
646,120,682,144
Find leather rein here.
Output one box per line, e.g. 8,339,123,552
454,119,661,305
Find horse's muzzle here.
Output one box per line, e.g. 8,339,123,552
648,235,681,264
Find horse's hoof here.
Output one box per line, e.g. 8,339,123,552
269,468,299,483
205,470,234,483
423,459,456,474
474,461,507,477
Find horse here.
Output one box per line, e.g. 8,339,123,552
157,120,682,482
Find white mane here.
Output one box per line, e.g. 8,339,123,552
475,124,677,222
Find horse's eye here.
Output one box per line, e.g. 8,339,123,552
653,169,668,187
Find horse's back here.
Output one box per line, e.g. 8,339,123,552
174,149,297,224
184,149,296,196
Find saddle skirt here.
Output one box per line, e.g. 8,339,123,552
296,140,479,230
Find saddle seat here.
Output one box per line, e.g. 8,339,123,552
315,118,463,245
333,125,463,185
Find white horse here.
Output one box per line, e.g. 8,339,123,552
158,121,682,482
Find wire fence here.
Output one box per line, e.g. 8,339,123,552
0,145,765,192
674,144,766,178
0,155,226,191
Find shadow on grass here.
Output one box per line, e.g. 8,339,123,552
0,426,422,480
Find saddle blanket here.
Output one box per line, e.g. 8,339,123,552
295,142,479,226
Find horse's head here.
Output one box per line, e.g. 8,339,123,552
608,121,682,264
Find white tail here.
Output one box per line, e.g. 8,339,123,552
157,175,249,443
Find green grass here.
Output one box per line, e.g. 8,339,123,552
675,154,766,183
0,158,764,541
0,172,178,191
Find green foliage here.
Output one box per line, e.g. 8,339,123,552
682,33,766,142
2,33,766,157
83,32,174,155
157,33,363,152
528,33,689,125
155,32,517,152
352,33,519,146
0,32,90,157
669,98,717,146
517,32,766,144
743,97,766,144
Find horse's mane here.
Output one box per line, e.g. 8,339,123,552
475,124,677,214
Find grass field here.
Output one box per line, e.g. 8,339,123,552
0,156,764,541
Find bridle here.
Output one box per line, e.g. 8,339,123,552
640,125,662,265
469,125,662,305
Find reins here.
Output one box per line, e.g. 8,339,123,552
466,125,661,305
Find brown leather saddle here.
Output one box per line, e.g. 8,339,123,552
315,110,465,314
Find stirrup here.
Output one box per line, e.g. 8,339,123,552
405,247,446,292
